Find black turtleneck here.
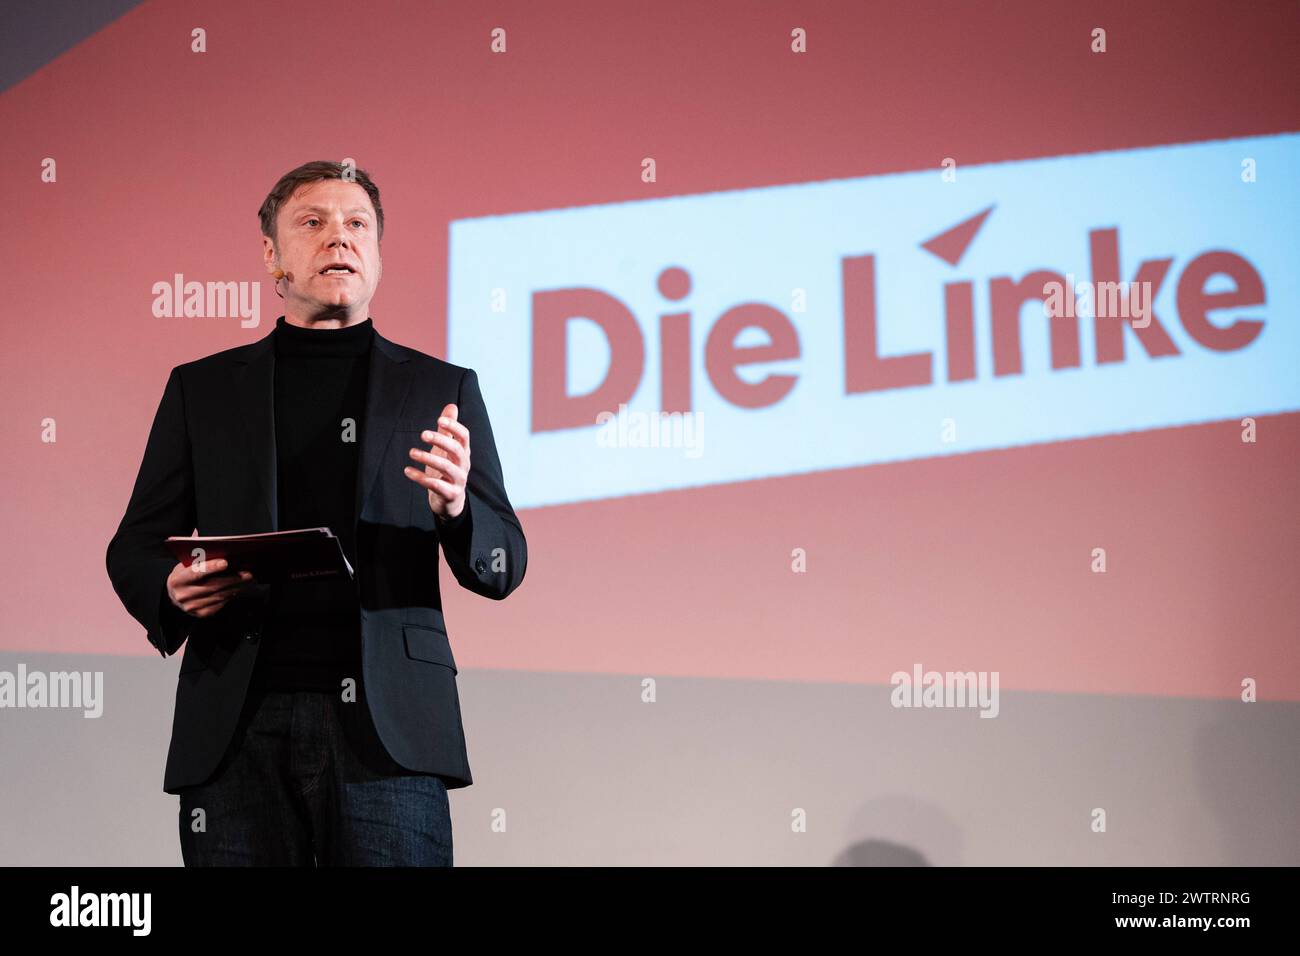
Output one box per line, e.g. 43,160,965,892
250,315,374,693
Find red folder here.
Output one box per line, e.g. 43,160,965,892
164,528,355,582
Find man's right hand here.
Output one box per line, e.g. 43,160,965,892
165,558,256,619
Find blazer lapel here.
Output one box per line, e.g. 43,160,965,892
356,329,415,521
233,331,278,531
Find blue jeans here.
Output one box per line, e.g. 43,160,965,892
177,687,453,866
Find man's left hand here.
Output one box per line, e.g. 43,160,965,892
404,402,470,519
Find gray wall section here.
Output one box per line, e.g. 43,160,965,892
0,651,1296,866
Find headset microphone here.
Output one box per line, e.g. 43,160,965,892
272,264,294,299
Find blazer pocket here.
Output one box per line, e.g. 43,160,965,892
402,624,458,673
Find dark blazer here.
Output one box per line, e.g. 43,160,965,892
105,324,527,793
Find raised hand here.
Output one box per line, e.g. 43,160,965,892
404,402,470,519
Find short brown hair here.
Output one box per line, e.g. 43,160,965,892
257,160,384,246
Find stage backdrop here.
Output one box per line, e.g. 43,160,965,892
1,0,1297,866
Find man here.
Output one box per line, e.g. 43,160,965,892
105,160,527,866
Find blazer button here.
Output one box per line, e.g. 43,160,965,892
474,557,488,574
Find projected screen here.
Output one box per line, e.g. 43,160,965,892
436,133,1299,698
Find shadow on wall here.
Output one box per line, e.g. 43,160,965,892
832,839,931,866
1194,702,1300,866
832,794,962,866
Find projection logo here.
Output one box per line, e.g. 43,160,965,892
449,132,1300,508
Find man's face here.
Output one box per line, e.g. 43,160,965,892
263,179,382,322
